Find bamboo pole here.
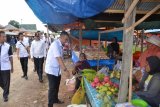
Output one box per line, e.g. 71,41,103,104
128,56,133,102
79,27,82,53
141,30,144,52
126,4,160,32
122,0,139,23
97,33,101,71
100,27,124,34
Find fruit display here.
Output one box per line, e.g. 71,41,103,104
89,74,119,107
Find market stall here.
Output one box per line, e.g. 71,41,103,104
26,0,160,106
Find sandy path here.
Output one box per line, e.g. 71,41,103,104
0,55,73,107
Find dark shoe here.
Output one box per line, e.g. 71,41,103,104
39,79,43,83
3,97,8,102
48,104,53,107
55,100,64,104
25,76,28,80
33,69,36,72
21,75,25,78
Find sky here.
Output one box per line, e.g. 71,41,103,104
0,0,46,31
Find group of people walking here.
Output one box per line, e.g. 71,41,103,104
0,31,70,107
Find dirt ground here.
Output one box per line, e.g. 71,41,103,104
0,55,74,107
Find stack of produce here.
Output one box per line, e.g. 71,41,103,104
90,74,119,107
81,69,97,83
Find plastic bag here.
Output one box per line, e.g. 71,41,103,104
71,78,85,104
97,66,109,75
67,104,87,107
66,76,76,92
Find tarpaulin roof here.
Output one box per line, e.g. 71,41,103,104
25,0,115,24
70,30,123,41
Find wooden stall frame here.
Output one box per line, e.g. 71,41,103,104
126,4,160,33
97,2,159,103
122,0,139,23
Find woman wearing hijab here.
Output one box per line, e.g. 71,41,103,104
72,53,91,90
136,56,160,107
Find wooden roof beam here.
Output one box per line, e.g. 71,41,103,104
105,9,160,14
99,27,124,34
122,0,140,23
127,4,160,32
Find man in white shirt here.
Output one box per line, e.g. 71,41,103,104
23,35,29,44
45,31,70,107
43,33,52,51
0,31,13,102
30,32,46,83
16,33,30,80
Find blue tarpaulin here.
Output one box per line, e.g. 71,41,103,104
72,51,115,70
25,0,115,24
70,30,123,41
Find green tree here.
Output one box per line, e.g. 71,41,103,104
8,20,20,28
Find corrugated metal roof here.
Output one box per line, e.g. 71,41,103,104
107,0,160,13
20,24,37,31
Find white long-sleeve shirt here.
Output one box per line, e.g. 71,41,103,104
30,40,46,58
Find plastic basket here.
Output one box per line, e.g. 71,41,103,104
84,78,102,107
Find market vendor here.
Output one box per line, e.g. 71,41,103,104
136,56,160,107
72,53,91,90
107,37,120,59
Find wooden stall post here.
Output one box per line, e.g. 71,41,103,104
118,0,136,103
79,26,82,53
141,29,144,52
97,33,101,71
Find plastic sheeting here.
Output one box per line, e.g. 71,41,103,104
70,30,123,41
25,0,115,24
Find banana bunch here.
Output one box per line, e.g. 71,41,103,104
110,71,121,79
81,69,96,82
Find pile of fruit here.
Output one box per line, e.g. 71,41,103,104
81,69,97,83
90,75,119,106
110,71,121,79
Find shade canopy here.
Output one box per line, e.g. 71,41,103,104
25,0,115,24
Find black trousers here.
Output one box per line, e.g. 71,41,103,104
34,57,44,80
75,78,81,90
20,57,28,76
47,74,61,105
0,70,10,99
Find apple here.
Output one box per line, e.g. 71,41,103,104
108,81,113,86
94,77,100,83
97,83,102,87
104,76,110,83
113,83,119,88
102,82,106,85
91,82,96,88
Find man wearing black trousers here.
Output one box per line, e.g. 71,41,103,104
0,31,14,102
30,32,46,83
16,33,30,80
45,31,70,107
